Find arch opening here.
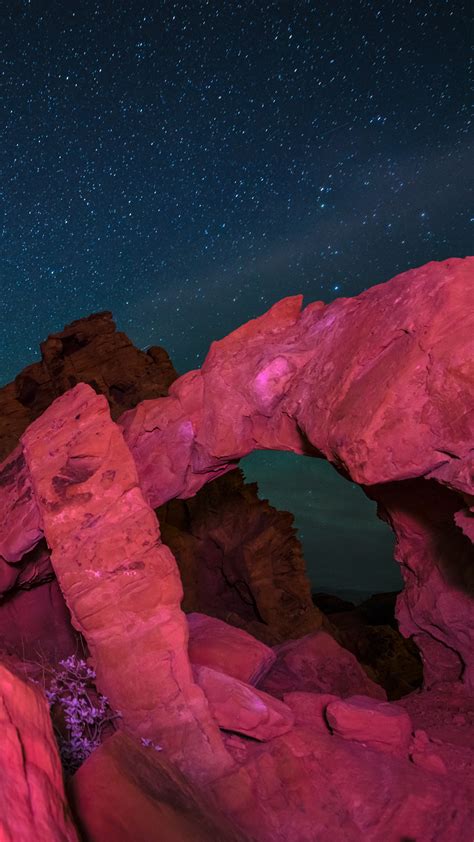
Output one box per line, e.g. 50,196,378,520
241,450,401,604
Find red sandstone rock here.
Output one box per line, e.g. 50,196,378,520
399,682,474,782
0,580,78,662
322,592,423,699
325,694,413,755
0,311,177,463
283,691,338,731
20,383,232,785
117,257,474,686
159,470,322,643
258,630,386,700
210,723,474,842
69,731,247,842
0,314,322,648
0,661,79,841
0,445,42,563
0,258,472,839
366,478,474,687
193,664,294,740
187,612,276,684
3,259,472,685
410,749,448,774
0,540,54,598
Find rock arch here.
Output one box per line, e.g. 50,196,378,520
0,256,472,784
119,257,474,687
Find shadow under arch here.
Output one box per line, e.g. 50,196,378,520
241,449,400,602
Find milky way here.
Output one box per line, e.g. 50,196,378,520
1,1,470,594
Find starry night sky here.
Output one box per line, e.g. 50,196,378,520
1,1,471,595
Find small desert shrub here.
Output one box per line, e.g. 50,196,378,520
42,655,119,774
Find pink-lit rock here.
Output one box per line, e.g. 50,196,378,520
159,470,322,645
399,682,474,781
187,612,276,684
20,383,232,785
1,258,473,686
0,257,471,838
0,311,178,463
325,694,413,756
0,445,42,563
0,580,78,662
193,664,294,740
118,257,474,684
258,630,386,700
0,540,54,598
69,731,246,842
367,478,474,687
210,724,474,842
0,661,79,841
283,691,338,731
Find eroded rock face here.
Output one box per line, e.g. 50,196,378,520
314,590,423,699
193,664,295,741
118,257,474,685
258,630,386,700
69,731,247,842
283,691,339,731
367,478,474,687
0,311,177,463
187,612,276,684
325,695,413,756
20,383,232,785
0,661,79,842
0,312,321,648
211,723,474,842
0,257,472,840
159,469,322,643
0,580,78,662
0,446,43,565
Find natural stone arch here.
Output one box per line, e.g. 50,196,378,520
0,256,472,787
119,257,474,686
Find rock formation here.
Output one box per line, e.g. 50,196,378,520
117,256,474,686
69,731,247,842
20,384,232,784
158,472,321,644
313,590,423,699
0,311,177,463
0,661,79,841
0,256,473,840
0,311,322,647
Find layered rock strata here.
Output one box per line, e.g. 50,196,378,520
20,384,232,784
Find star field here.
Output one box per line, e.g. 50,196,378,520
1,0,470,380
0,1,471,594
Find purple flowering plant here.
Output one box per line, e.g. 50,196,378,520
43,654,120,774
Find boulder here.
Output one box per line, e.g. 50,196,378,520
283,691,338,731
325,695,413,755
258,630,386,700
193,664,294,741
0,661,79,841
187,612,276,684
69,731,246,842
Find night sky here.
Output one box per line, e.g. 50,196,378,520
1,1,471,596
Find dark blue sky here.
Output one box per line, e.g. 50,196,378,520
1,0,470,594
